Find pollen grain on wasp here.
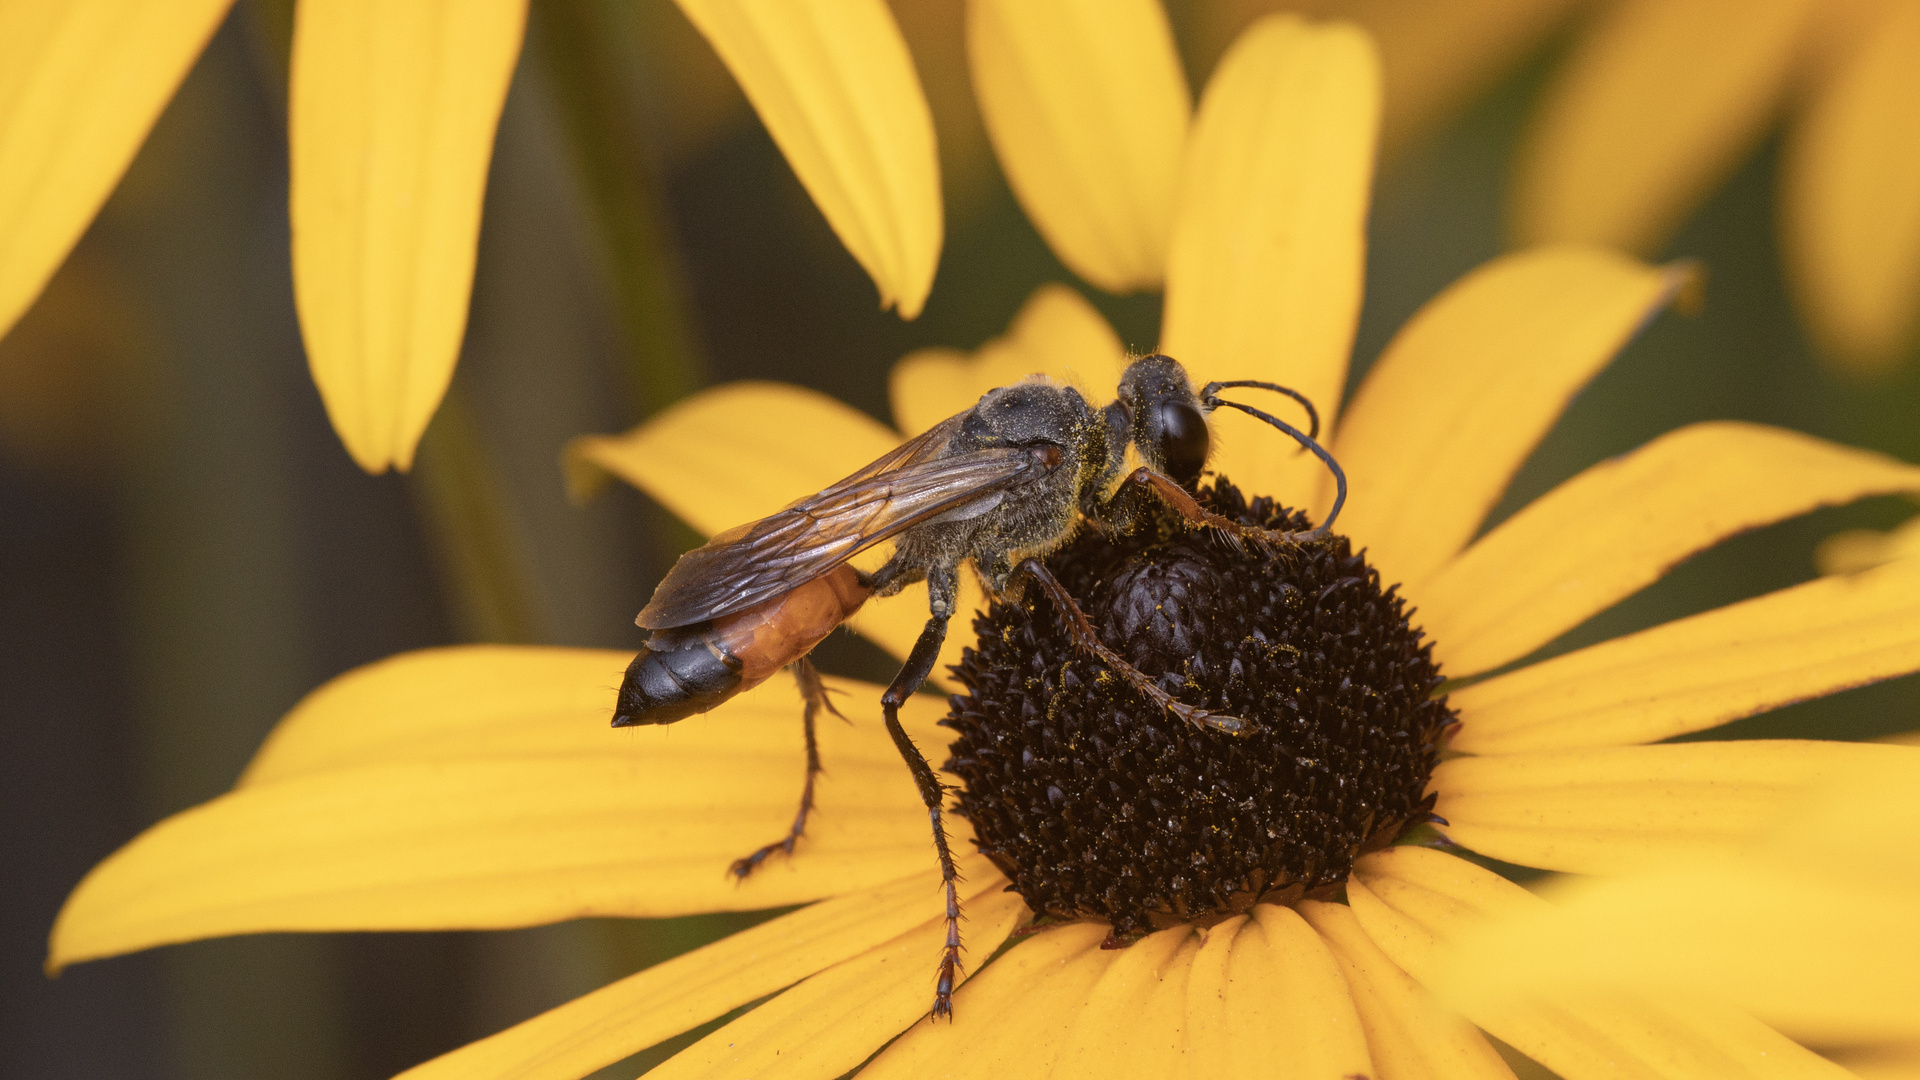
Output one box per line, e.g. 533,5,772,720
943,480,1454,939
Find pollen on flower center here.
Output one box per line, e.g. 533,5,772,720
942,480,1454,937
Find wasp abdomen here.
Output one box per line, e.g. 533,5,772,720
614,565,871,728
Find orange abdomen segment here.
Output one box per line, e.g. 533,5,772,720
713,565,872,689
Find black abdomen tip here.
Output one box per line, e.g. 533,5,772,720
612,639,742,727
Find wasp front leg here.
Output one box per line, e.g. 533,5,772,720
729,657,844,880
1118,466,1325,550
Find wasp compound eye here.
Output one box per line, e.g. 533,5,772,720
1155,400,1209,487
941,479,1454,936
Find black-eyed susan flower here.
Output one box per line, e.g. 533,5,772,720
0,0,940,471
51,10,1920,1080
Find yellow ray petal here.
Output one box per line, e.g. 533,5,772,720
0,0,231,342
967,0,1189,293
1438,867,1920,1049
1299,899,1518,1080
1782,0,1920,375
1349,847,1846,1080
1189,904,1374,1080
645,886,1028,1080
394,858,1004,1080
1162,15,1379,509
1431,740,1906,876
888,283,1127,437
1816,512,1920,574
1449,555,1920,755
290,0,528,473
50,676,966,969
674,0,940,318
1051,925,1200,1079
1511,0,1811,254
1334,248,1694,585
858,922,1116,1080
1417,422,1920,677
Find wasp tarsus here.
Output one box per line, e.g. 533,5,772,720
613,354,1346,1019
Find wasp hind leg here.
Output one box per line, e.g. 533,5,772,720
877,563,965,1020
1013,557,1247,736
728,657,843,880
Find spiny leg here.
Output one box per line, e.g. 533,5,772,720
728,657,843,879
1121,466,1322,551
879,565,966,1020
1013,557,1247,736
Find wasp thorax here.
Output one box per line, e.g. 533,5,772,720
942,480,1453,937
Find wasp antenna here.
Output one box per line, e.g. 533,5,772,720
1199,380,1320,442
1202,396,1347,536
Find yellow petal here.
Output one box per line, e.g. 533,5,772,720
1299,899,1518,1080
289,0,528,473
1162,15,1379,509
1431,740,1904,876
888,282,1127,437
1051,925,1200,1079
1449,556,1920,755
1334,248,1695,586
1417,422,1920,677
1782,0,1920,374
1350,847,1845,1080
967,0,1189,293
0,0,228,335
1815,513,1920,574
567,383,975,676
1511,0,1811,254
646,886,1028,1080
674,0,940,318
1189,904,1374,1080
50,675,966,968
394,859,1006,1080
858,922,1116,1080
1437,866,1920,1048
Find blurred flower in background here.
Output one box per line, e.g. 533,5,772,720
51,8,1920,1078
0,0,943,472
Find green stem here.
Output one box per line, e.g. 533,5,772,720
533,0,706,418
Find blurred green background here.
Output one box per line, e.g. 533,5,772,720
3,2,1915,1078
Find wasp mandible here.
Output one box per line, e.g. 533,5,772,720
612,354,1346,1018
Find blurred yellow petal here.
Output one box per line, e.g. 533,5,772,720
1432,740,1903,875
1162,15,1379,509
1816,513,1920,574
0,0,230,342
1350,847,1845,1080
1419,422,1920,677
647,887,1028,1080
289,0,528,473
1512,0,1811,254
1438,750,1920,1046
888,282,1126,437
395,859,1005,1080
1299,899,1518,1080
967,0,1189,293
1189,905,1374,1080
1051,926,1199,1078
675,0,940,318
50,676,966,968
1439,867,1920,1049
1334,248,1695,586
1450,556,1920,755
1783,0,1920,375
859,922,1115,1080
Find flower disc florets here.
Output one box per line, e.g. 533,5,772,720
942,480,1454,937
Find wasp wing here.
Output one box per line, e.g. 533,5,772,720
637,417,1039,629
